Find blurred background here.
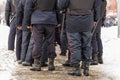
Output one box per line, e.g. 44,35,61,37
0,0,6,25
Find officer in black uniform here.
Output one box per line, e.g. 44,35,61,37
5,0,22,61
16,0,31,64
5,0,19,51
16,0,48,67
24,0,59,71
91,0,107,65
55,10,68,56
58,0,100,76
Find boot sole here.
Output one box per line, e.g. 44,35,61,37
22,64,32,66
98,62,103,64
62,64,72,67
68,73,81,76
30,68,41,71
90,63,98,65
48,68,55,71
83,71,89,76
41,64,48,67
83,73,89,76
30,69,41,71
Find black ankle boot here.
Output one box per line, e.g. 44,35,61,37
30,59,41,71
81,61,85,69
98,54,103,64
18,60,23,64
83,62,90,76
90,53,98,65
48,58,55,71
68,64,81,76
62,60,72,67
22,61,32,66
41,62,48,67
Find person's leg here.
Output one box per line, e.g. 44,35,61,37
30,24,44,71
20,30,31,62
16,29,22,61
91,32,98,65
60,29,68,56
62,50,72,67
97,29,103,64
40,39,48,67
45,24,56,71
55,27,61,46
67,32,82,76
22,33,34,66
8,19,16,50
81,31,92,76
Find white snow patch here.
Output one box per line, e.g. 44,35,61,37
99,26,120,80
0,24,9,49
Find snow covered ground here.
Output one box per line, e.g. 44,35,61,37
100,26,120,80
0,24,120,80
0,24,9,49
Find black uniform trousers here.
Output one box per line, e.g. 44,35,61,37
60,28,68,54
67,31,92,65
32,24,56,59
8,19,17,50
24,32,49,64
91,25,103,54
55,27,61,45
40,38,49,63
25,33,34,63
20,30,31,61
16,29,22,61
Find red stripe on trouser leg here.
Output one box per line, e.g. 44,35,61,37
67,32,73,63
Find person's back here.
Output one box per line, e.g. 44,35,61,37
58,0,101,76
24,0,59,71
66,0,100,33
24,0,58,26
68,0,95,15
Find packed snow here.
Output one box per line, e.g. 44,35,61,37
100,26,120,80
0,24,120,80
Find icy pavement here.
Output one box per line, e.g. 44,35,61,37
99,26,120,80
0,24,9,49
0,24,119,80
